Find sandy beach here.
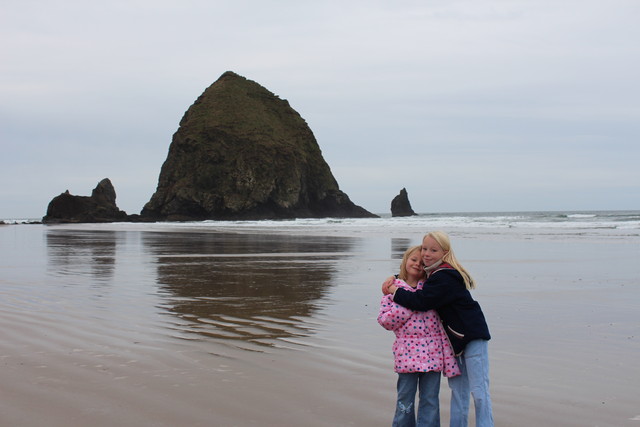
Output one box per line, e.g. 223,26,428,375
1,221,639,426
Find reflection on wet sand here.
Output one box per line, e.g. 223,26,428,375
142,231,356,348
46,229,118,282
391,237,414,259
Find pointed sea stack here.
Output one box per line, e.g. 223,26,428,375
141,71,377,221
391,188,417,217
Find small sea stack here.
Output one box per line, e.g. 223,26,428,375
391,188,417,217
42,178,130,223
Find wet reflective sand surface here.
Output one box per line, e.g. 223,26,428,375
1,223,639,426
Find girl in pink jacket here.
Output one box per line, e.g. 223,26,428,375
378,245,460,427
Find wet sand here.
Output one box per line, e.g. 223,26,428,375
1,223,639,426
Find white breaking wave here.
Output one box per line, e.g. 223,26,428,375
4,210,639,235
84,210,638,240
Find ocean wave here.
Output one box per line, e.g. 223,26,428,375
119,210,640,235
4,210,639,233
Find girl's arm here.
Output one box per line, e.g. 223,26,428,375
393,270,461,311
377,294,414,331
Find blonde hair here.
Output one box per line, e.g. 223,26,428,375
398,245,425,282
424,231,476,290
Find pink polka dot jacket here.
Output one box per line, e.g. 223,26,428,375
378,279,460,377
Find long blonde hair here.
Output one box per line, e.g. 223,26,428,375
398,245,425,282
425,231,476,290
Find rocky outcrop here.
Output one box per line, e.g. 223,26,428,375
42,178,130,223
141,71,377,221
391,188,417,217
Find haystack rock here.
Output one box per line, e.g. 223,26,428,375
42,178,129,223
391,188,417,217
141,71,377,221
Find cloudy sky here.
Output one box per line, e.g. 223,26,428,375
2,0,639,219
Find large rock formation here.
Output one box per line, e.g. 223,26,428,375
141,71,376,221
391,188,417,217
42,178,130,223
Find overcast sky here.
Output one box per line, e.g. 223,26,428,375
2,0,639,219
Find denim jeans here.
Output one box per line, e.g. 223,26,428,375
447,339,493,427
393,371,441,427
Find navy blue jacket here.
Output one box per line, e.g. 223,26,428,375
393,265,490,355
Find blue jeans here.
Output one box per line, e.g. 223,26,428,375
393,371,441,427
447,339,493,427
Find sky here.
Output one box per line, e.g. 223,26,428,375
2,0,639,219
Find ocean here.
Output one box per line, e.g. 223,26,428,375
1,210,639,426
5,209,640,232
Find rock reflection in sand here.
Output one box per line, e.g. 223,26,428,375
391,237,413,260
142,231,355,348
46,229,118,282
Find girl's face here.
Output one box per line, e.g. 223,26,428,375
421,235,446,266
405,250,423,279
